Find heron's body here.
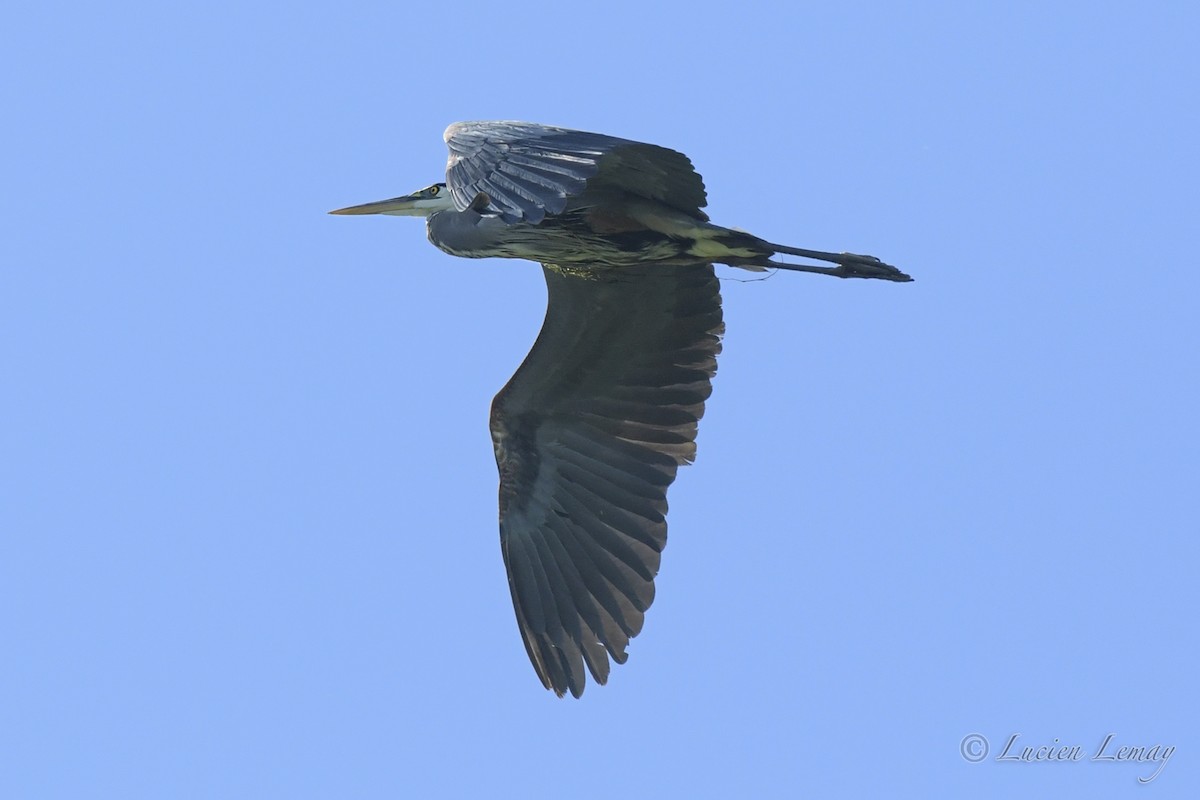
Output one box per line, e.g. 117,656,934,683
332,121,911,698
427,191,775,268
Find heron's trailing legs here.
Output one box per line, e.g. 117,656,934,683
765,244,913,282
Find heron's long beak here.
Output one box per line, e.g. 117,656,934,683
328,194,429,216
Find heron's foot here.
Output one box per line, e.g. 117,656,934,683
832,253,913,282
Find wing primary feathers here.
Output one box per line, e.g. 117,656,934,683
492,261,722,696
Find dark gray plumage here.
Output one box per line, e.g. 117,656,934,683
444,121,708,224
331,120,911,698
492,263,722,696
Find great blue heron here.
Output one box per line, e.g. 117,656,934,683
331,121,911,698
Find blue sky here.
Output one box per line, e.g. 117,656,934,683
3,2,1196,798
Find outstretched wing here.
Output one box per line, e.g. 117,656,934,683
490,263,723,698
444,121,709,225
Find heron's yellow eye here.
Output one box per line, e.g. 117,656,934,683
429,185,439,196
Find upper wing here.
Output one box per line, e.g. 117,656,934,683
444,121,709,225
490,262,723,697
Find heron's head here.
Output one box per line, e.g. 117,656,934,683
329,183,454,217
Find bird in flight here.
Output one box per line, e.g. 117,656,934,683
331,121,911,697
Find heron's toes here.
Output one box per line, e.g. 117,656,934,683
837,253,914,282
